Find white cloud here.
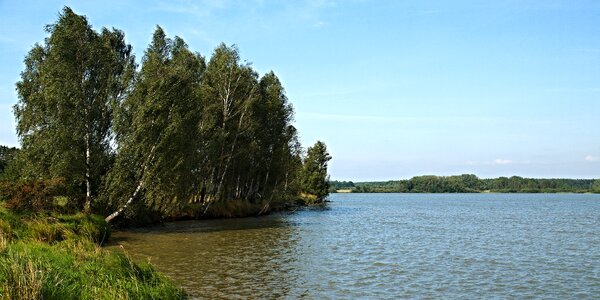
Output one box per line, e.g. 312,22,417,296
313,21,326,27
0,35,16,45
585,155,600,162
494,159,513,165
420,9,441,15
465,159,532,166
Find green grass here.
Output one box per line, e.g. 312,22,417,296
0,204,185,300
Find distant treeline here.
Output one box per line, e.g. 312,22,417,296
330,174,600,193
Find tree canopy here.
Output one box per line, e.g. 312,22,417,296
7,7,331,222
0,146,18,175
14,7,135,212
301,141,332,202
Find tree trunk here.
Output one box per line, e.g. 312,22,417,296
245,178,254,200
258,179,277,216
83,126,92,214
235,175,241,199
105,146,155,223
105,179,144,223
215,109,246,200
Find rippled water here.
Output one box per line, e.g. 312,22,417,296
108,193,600,298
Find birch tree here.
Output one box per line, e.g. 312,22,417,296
301,141,332,201
247,72,295,205
198,44,258,204
105,27,205,222
14,7,134,212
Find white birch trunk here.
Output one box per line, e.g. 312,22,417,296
105,179,144,222
105,146,155,223
215,109,246,199
83,117,92,213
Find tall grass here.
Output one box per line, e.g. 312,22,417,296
1,254,43,300
0,219,10,253
0,203,185,299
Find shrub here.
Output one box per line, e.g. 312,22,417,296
0,178,66,212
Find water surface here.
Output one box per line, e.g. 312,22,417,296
108,193,600,298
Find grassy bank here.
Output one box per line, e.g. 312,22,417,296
0,204,184,299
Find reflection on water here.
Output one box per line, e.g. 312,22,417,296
108,194,600,298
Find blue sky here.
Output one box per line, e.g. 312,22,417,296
1,0,599,180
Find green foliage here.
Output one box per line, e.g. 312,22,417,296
0,147,18,176
593,180,600,193
0,241,184,299
106,36,311,221
0,147,22,182
11,7,330,223
14,7,135,211
2,6,333,298
105,26,204,216
329,180,355,191
481,176,595,193
0,252,43,300
300,141,332,202
0,205,109,245
0,204,183,299
0,178,67,212
197,43,260,204
347,174,598,193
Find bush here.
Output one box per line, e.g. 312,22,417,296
0,178,66,212
298,193,319,205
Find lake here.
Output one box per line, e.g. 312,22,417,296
108,193,600,298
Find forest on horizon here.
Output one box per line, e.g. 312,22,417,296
330,174,600,193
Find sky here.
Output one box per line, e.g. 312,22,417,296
0,0,599,181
